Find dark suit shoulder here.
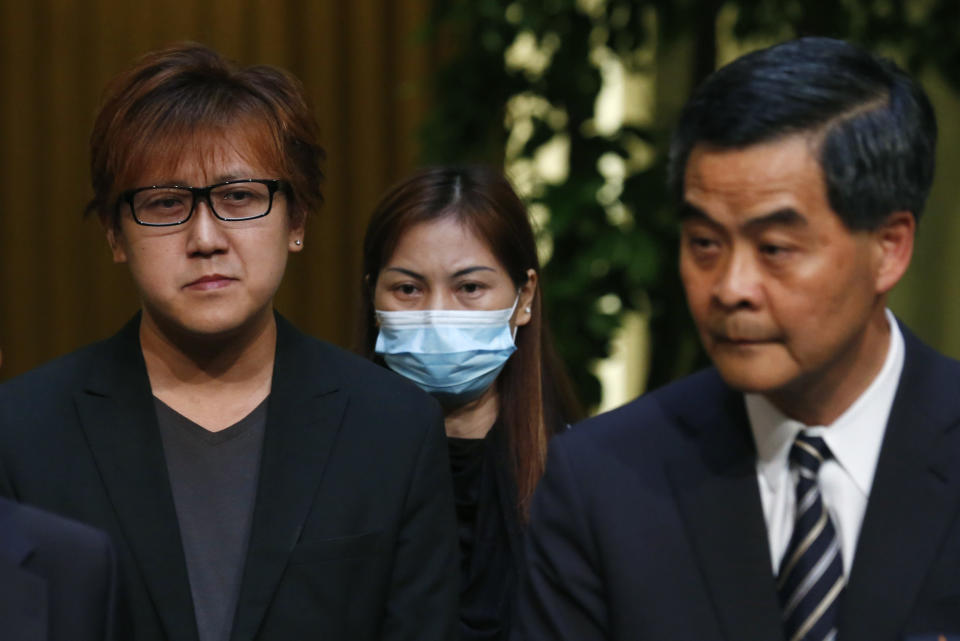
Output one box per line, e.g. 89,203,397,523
900,320,960,377
0,498,116,641
0,497,111,558
556,368,730,459
0,336,114,398
0,315,144,412
0,331,131,453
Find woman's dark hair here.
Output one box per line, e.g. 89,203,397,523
87,42,324,228
668,37,936,230
360,166,582,518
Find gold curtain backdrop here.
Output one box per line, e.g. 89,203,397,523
0,0,434,379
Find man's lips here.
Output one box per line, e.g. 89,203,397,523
715,337,773,345
184,274,236,290
705,317,779,345
710,332,780,346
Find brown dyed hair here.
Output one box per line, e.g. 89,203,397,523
87,42,324,228
360,166,582,519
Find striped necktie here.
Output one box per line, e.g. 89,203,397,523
777,433,845,641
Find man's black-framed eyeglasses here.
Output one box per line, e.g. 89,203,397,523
120,178,287,226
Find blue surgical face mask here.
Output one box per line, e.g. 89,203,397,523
374,297,519,407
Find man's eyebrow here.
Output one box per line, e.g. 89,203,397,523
742,208,808,232
678,203,808,231
678,203,709,222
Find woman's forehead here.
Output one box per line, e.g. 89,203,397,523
390,217,502,269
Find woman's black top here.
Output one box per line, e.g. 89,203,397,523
447,421,523,641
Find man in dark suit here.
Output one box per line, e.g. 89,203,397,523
0,346,117,641
514,37,959,641
0,44,457,640
0,496,117,641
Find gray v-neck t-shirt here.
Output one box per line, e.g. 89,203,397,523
155,397,268,641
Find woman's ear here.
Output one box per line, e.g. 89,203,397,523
515,268,538,327
364,273,376,298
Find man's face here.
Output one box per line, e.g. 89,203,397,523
679,135,895,418
107,142,304,340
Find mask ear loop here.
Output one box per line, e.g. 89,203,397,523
510,291,521,340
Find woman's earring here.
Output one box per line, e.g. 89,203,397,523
524,306,531,313
295,239,302,246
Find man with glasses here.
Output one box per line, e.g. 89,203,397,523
121,179,287,227
0,44,458,641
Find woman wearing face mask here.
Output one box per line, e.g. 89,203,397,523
360,166,582,641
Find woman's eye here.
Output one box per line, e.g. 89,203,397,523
396,284,419,296
458,282,487,295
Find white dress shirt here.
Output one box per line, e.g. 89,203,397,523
745,309,905,576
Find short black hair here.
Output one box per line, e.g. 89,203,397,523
668,37,937,230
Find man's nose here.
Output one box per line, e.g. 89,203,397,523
712,248,762,309
184,199,229,256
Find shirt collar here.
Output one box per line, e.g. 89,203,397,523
746,309,905,496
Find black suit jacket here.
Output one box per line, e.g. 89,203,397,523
514,324,960,640
0,498,116,641
0,314,459,641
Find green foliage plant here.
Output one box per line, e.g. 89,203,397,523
421,0,960,409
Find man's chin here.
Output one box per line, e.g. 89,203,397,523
711,358,795,396
144,305,274,346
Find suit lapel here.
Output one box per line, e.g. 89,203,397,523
839,326,960,639
74,316,199,641
0,501,46,641
230,316,347,641
664,371,785,641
